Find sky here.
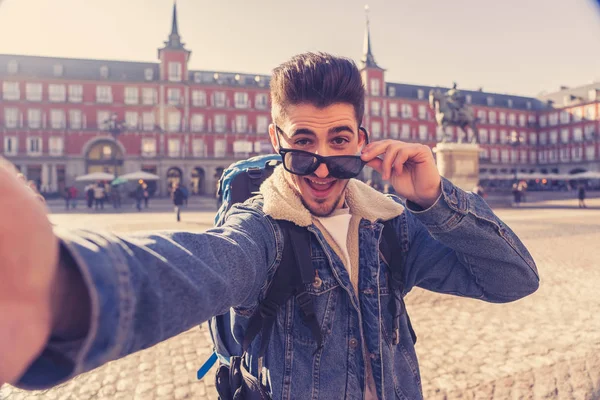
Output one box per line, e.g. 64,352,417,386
0,0,599,97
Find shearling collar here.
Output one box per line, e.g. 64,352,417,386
260,165,404,227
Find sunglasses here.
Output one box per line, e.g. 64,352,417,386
275,125,369,179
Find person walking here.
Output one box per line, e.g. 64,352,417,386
64,187,71,210
134,183,144,212
143,183,150,208
0,53,539,400
93,183,105,210
86,185,94,209
578,183,587,208
68,186,78,209
172,183,185,222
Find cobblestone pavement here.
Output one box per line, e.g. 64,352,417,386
2,199,600,399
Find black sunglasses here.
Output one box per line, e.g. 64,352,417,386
274,125,369,179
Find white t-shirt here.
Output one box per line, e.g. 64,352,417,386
315,207,352,274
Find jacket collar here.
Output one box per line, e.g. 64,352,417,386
260,165,404,227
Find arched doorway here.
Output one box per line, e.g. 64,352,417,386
86,140,124,175
191,167,205,195
167,167,183,193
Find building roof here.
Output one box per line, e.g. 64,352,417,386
537,82,600,108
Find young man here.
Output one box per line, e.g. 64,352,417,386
0,52,538,399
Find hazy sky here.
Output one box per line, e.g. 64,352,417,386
0,0,599,97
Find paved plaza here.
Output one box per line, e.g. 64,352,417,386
2,196,600,399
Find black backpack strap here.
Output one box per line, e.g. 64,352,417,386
380,220,417,345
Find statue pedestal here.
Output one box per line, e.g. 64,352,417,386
433,142,480,192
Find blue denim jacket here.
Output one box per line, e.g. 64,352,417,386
17,169,539,400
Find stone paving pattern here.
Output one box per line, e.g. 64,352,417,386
2,198,600,399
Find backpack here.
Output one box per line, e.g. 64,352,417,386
199,154,416,399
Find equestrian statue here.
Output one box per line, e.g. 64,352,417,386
429,83,480,144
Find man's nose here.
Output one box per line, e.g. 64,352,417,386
313,162,330,178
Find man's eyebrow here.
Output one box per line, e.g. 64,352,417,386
328,125,355,135
289,128,316,137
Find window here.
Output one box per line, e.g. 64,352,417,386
560,111,570,124
141,138,157,157
4,108,18,128
573,128,583,142
233,140,253,157
191,114,205,132
192,139,206,157
124,87,139,105
548,113,558,126
214,114,226,132
168,62,182,82
256,116,268,134
418,105,427,120
390,123,399,139
489,129,497,144
488,111,496,124
529,132,537,145
501,149,509,163
519,150,527,163
100,66,109,78
168,112,181,132
539,150,547,163
539,115,547,127
479,129,488,144
213,92,226,108
507,99,513,108
192,90,207,107
508,113,516,126
26,83,42,101
584,124,596,140
68,85,83,103
96,86,112,103
125,112,138,129
371,122,381,139
53,64,64,77
26,137,42,155
417,89,425,100
528,115,537,125
499,112,506,125
477,110,486,123
549,149,557,162
48,84,66,102
142,88,157,105
168,139,181,157
529,150,536,163
490,149,499,163
27,109,41,129
560,129,569,144
573,108,583,122
4,136,17,155
144,68,154,81
519,114,526,127
168,88,181,106
97,111,110,130
255,94,268,109
2,82,20,100
418,125,428,141
234,92,249,108
560,147,570,162
586,145,596,160
401,124,410,140
69,110,82,129
500,130,508,144
486,96,494,106
142,112,155,131
49,137,64,156
50,110,65,129
549,130,558,144
214,139,227,158
389,103,398,118
526,101,532,110
585,106,596,120
370,79,380,96
235,115,248,133
7,60,18,74
510,149,517,163
401,104,413,118
388,87,396,97
371,101,381,116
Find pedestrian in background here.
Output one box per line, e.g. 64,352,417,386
93,183,105,210
578,183,587,208
134,183,144,212
69,186,78,209
172,183,185,222
86,185,94,209
143,183,150,208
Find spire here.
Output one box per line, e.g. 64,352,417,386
361,5,381,69
164,1,184,49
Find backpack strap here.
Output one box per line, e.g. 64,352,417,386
241,220,323,374
381,219,417,345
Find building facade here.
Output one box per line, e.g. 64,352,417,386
1,4,599,196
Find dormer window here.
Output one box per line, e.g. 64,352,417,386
507,99,513,108
194,72,202,83
7,60,18,74
388,86,396,97
417,89,424,100
486,96,494,106
145,68,154,81
53,64,64,77
100,65,109,79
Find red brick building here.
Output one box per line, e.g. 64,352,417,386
1,4,599,195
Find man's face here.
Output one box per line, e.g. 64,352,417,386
269,103,366,217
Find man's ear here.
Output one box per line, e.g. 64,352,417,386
268,124,279,152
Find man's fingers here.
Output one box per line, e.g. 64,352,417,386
366,157,383,175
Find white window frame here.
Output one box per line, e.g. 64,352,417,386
560,111,570,124
234,92,249,109
235,115,248,133
168,138,181,157
488,111,497,124
142,112,155,131
3,136,18,155
142,88,157,105
50,110,66,129
213,92,226,108
256,116,268,134
27,109,41,129
4,108,18,128
390,123,399,139
97,111,110,130
168,62,182,82
418,105,427,120
499,112,506,125
214,139,227,158
167,88,181,106
371,101,381,116
255,94,268,109
401,104,413,119
371,121,381,139
48,84,66,102
26,83,43,102
68,85,83,103
141,138,157,157
370,79,380,96
167,111,181,132
125,111,139,129
192,90,207,107
27,136,43,156
418,125,428,141
96,86,113,103
69,110,82,129
191,114,205,132
192,139,206,157
124,87,139,105
214,114,226,133
389,103,398,118
2,82,20,100
49,137,64,156
401,124,410,140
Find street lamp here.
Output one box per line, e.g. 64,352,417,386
509,130,524,183
106,113,126,178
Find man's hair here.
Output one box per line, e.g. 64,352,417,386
270,52,365,126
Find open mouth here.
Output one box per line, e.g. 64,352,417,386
304,177,336,198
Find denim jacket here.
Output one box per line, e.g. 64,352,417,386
17,166,539,400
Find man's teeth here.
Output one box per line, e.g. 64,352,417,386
308,179,332,185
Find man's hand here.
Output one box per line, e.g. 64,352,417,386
0,160,59,385
361,140,442,209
